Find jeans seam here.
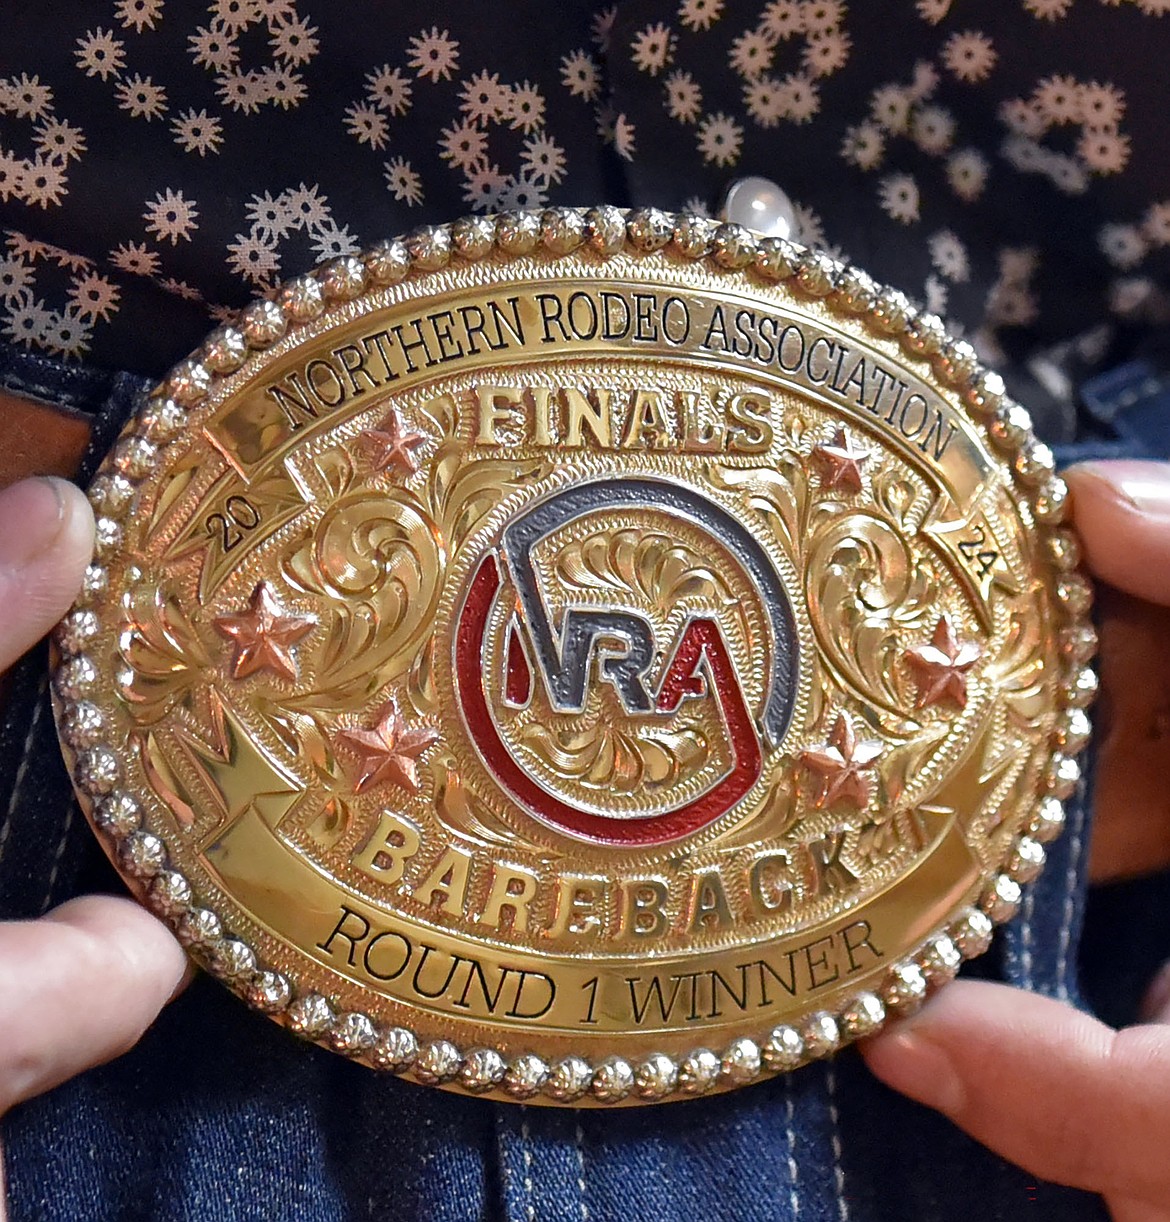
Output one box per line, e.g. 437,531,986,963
0,345,134,413
0,674,48,869
573,1122,588,1222
41,798,77,915
1084,369,1170,417
519,1109,534,1222
783,1074,800,1218
1056,776,1089,1002
1020,882,1035,992
825,1063,849,1222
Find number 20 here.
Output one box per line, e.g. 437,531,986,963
205,495,261,553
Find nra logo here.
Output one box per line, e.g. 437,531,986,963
455,478,799,845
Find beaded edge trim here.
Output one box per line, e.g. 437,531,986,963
51,205,1096,1105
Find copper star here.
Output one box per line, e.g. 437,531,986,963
799,711,883,809
359,408,427,476
336,700,440,794
213,581,316,682
812,427,872,494
904,614,982,709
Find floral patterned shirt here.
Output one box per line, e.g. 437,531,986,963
2,0,1169,445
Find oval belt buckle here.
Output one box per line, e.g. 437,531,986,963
52,207,1095,1106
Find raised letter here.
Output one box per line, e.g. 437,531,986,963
475,383,525,445
689,871,734,933
478,861,539,932
622,878,669,938
564,387,612,447
548,874,606,937
266,373,319,429
620,389,671,449
412,845,473,917
351,811,421,886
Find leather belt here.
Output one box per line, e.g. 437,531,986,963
0,387,93,482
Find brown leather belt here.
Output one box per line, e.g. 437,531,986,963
0,383,1165,885
1091,585,1170,884
0,386,94,483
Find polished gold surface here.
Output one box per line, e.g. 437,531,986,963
51,209,1094,1105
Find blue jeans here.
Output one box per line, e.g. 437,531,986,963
3,339,1167,1222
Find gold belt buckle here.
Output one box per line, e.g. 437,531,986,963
52,207,1094,1105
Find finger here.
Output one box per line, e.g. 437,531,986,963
0,478,94,669
1063,460,1170,605
1140,960,1170,1024
0,894,188,1112
860,979,1170,1205
1111,1198,1170,1222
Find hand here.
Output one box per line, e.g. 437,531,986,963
0,478,186,1115
863,459,1170,1222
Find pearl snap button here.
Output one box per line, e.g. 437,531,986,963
720,175,797,240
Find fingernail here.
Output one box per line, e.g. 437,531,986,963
0,478,72,571
1068,460,1170,515
1140,959,1170,1023
862,1029,967,1115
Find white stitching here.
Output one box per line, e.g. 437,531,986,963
825,1064,849,1222
0,676,49,867
520,1110,535,1222
1020,882,1035,993
1108,374,1164,413
1082,370,1170,416
784,1073,800,1218
1056,778,1088,1002
496,1127,514,1222
41,799,77,914
574,1122,589,1222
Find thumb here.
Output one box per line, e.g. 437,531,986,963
0,895,188,1111
860,979,1170,1207
1064,460,1170,605
0,477,94,667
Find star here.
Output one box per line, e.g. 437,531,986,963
213,582,316,682
799,711,883,809
359,408,427,476
336,699,440,794
812,427,872,494
904,614,982,709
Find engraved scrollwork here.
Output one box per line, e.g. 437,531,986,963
806,511,942,725
309,444,360,501
263,706,338,781
305,795,354,852
870,464,929,534
712,771,798,848
708,448,811,562
119,582,214,726
992,594,1051,726
404,634,439,719
878,721,951,807
853,809,933,870
278,488,443,710
427,440,554,559
430,753,528,850
499,510,752,805
553,529,734,613
518,720,710,792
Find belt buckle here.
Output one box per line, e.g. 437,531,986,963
52,206,1095,1105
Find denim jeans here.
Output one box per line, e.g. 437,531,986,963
3,338,1168,1222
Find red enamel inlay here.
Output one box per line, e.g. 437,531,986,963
455,554,762,846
